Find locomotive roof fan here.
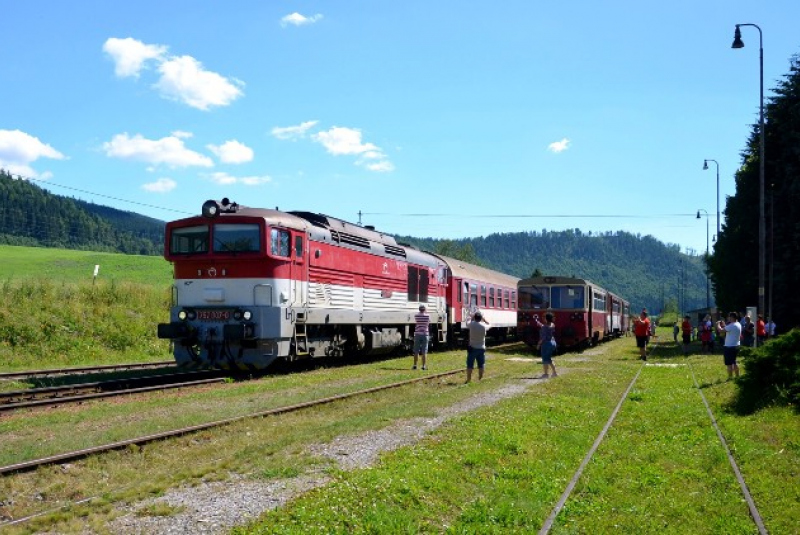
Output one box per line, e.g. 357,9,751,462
202,198,239,218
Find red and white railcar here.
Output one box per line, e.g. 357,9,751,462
157,199,517,370
517,276,629,349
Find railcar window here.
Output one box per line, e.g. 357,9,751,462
551,286,585,309
489,287,495,307
470,284,478,307
592,292,606,311
213,224,260,253
270,228,291,257
294,236,303,258
457,281,463,303
519,286,549,310
170,225,209,254
481,285,487,307
511,291,516,310
504,290,510,309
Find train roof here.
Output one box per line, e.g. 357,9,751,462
433,254,520,288
519,275,600,287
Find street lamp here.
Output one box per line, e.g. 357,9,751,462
732,23,765,344
703,159,720,237
697,209,711,310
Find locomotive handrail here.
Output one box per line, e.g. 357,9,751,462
253,283,274,306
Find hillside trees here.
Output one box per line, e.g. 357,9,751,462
709,53,800,329
0,171,164,255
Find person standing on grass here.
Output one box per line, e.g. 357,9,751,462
766,317,776,338
673,321,680,343
412,305,430,370
535,312,558,378
699,314,713,354
465,311,489,383
681,315,693,356
633,309,651,361
756,315,767,345
717,312,741,380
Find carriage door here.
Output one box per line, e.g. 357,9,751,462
290,231,307,307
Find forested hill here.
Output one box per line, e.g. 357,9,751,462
0,170,164,255
398,230,708,314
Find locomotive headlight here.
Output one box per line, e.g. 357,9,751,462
178,310,188,321
179,308,196,321
242,310,252,321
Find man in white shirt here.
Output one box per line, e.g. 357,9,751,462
716,312,742,380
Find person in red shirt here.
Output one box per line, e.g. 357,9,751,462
681,315,693,356
633,309,651,361
756,315,767,345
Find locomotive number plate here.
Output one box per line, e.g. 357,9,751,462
196,309,232,321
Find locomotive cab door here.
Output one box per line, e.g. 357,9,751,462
290,231,308,308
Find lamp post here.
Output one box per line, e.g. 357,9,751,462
732,23,765,344
703,159,720,237
697,209,710,310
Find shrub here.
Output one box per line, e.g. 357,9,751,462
735,328,800,412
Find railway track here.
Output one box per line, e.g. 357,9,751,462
0,368,463,476
0,371,228,413
0,360,176,381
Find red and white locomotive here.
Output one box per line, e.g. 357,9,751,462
157,199,519,370
517,276,630,349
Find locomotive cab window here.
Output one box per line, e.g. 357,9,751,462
213,224,261,253
294,236,304,259
270,228,291,257
552,286,585,309
170,225,209,255
519,286,549,310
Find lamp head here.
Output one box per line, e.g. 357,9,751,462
731,25,745,49
703,160,708,170
696,210,701,219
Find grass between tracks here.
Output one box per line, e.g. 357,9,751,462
1,332,798,534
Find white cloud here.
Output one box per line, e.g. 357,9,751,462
0,129,65,178
171,130,193,139
155,55,244,110
103,133,214,168
312,126,379,156
207,171,271,186
207,140,254,164
105,37,243,110
547,138,571,153
280,12,323,27
142,177,177,193
271,120,319,141
311,126,394,172
361,160,395,172
103,37,167,78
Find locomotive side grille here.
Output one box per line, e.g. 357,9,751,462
384,245,406,257
331,230,371,249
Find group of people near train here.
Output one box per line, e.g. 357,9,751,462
675,313,776,356
412,305,557,382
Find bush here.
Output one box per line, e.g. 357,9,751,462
734,328,800,412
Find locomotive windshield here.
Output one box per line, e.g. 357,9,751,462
551,285,585,309
519,286,549,309
214,224,261,253
170,225,209,254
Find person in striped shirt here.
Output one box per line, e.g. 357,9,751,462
413,305,430,370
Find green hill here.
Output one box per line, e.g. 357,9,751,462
0,170,164,254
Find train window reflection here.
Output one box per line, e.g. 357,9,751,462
519,286,549,309
270,228,291,257
213,224,261,253
551,286,585,309
170,225,209,254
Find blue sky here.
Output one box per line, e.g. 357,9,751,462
2,1,799,256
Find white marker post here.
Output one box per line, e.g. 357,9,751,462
93,264,100,286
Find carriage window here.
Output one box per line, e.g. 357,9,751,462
505,290,510,309
481,285,487,307
519,286,549,310
470,284,478,306
489,288,495,307
593,292,606,311
213,224,260,253
551,286,585,309
270,228,291,257
457,281,463,303
170,225,209,254
511,291,516,310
